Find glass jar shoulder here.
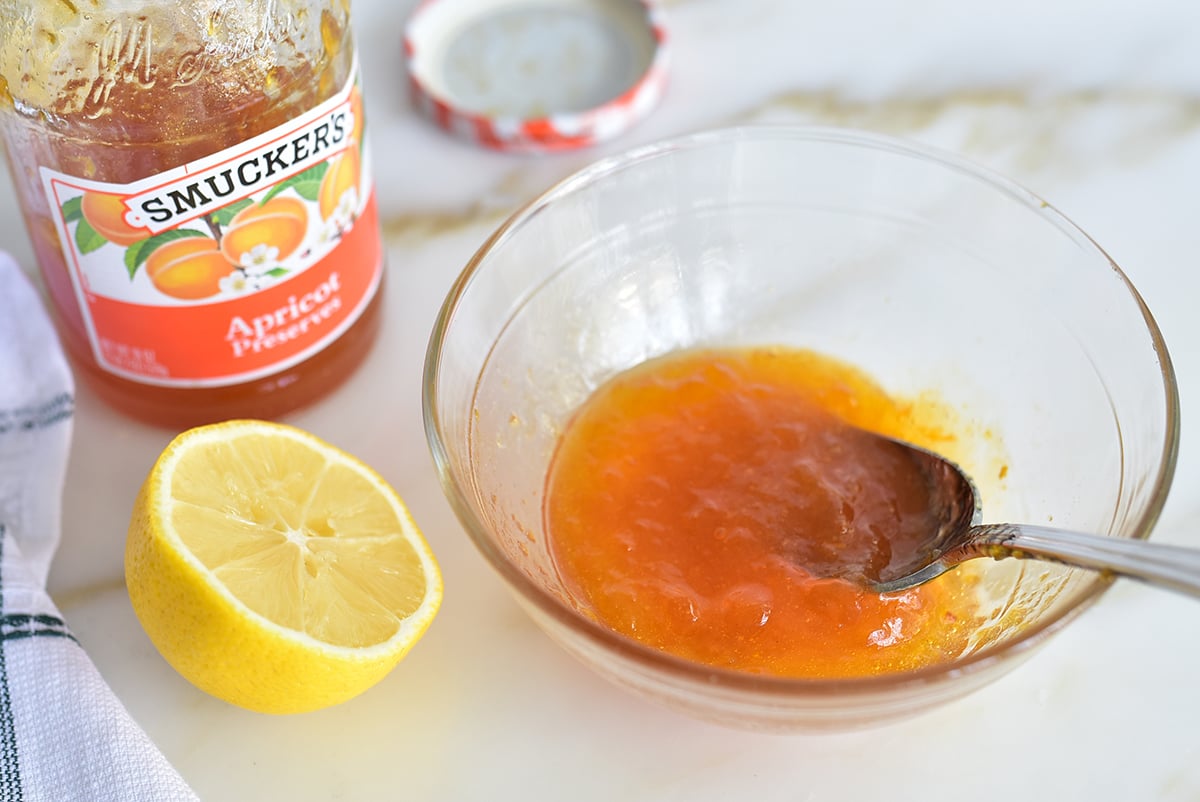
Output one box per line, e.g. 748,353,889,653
0,1,354,173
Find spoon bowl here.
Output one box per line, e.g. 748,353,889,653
868,436,1200,599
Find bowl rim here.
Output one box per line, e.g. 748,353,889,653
422,124,1182,699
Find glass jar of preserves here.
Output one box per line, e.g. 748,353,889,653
0,0,384,427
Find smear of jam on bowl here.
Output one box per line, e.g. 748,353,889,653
543,346,990,678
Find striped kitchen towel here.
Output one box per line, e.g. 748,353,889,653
0,255,196,801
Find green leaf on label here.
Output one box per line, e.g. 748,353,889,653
261,161,327,203
264,267,289,278
74,218,107,254
62,196,83,222
124,228,210,280
288,179,323,202
209,198,254,226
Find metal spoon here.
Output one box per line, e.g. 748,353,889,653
864,438,1200,599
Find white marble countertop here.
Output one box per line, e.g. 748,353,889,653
3,0,1200,798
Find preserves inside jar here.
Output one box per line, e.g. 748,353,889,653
544,346,990,678
0,1,382,427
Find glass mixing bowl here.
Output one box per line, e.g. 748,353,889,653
423,126,1179,731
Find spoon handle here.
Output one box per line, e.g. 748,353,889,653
971,524,1200,599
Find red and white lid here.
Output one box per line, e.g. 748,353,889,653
404,0,668,152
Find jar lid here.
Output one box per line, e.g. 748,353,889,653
403,0,668,152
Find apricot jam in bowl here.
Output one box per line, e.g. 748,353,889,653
423,127,1179,731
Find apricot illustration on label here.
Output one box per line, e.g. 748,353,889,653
348,85,365,147
80,191,152,246
318,147,361,224
220,196,309,268
61,192,148,255
143,234,233,300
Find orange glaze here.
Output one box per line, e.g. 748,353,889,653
544,347,982,678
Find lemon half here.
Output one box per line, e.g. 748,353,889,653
125,420,442,714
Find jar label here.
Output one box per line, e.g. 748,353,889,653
39,65,381,387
